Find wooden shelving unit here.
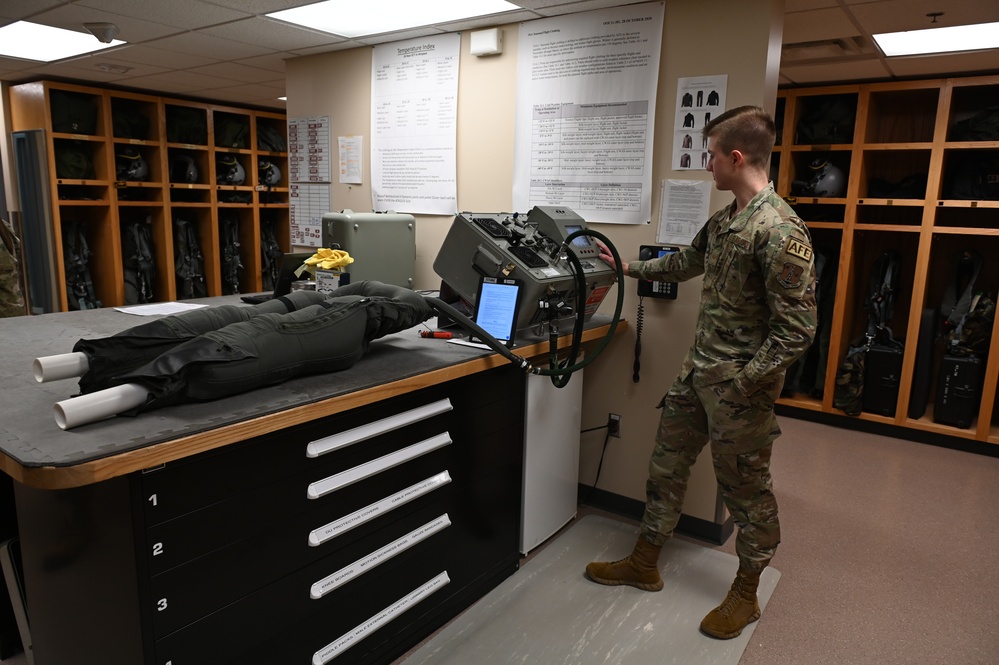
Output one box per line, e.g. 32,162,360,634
9,80,290,310
774,75,999,446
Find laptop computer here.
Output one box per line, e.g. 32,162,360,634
240,252,313,304
469,276,523,349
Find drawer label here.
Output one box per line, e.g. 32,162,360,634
310,514,451,599
308,471,451,547
306,398,453,458
307,432,452,500
313,571,451,664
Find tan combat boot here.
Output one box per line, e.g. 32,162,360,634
584,537,664,591
699,568,762,639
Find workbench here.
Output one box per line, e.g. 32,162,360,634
0,298,619,665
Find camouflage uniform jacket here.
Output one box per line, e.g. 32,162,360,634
627,183,817,393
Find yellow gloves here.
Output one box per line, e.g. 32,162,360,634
304,248,354,270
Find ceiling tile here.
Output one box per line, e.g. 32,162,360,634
233,52,291,74
107,43,220,69
187,60,286,84
357,27,448,46
849,0,999,35
781,59,893,85
142,30,278,60
200,17,346,51
21,4,186,43
783,7,861,44
885,50,999,78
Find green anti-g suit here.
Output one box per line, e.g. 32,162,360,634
626,183,817,572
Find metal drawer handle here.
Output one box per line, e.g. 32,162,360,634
312,571,451,664
310,514,451,599
307,398,453,458
307,432,452,500
308,471,452,547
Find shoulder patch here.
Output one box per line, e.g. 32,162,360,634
785,237,812,261
777,262,804,289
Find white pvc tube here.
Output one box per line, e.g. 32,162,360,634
33,352,90,383
53,383,149,431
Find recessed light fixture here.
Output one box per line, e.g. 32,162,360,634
97,63,132,74
267,0,521,39
0,21,125,62
873,21,999,57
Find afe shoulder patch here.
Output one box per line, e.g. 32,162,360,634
785,237,812,261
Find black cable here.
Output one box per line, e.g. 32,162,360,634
582,428,613,505
633,294,644,383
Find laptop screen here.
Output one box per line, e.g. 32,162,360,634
273,252,314,297
472,276,523,348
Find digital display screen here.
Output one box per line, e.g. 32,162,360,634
474,278,522,347
564,224,590,248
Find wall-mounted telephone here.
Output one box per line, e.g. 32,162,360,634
637,245,679,299
633,244,679,383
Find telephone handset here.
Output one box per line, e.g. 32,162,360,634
637,245,679,299
633,245,679,383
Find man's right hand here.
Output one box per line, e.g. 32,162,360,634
596,240,627,273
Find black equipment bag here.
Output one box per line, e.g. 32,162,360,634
863,344,904,417
214,117,249,148
934,355,983,429
219,211,243,295
260,215,283,291
949,106,999,141
907,308,937,420
112,101,149,140
50,90,98,135
121,215,155,305
166,107,208,145
55,141,96,180
795,95,857,145
62,221,101,310
257,123,287,152
172,216,207,299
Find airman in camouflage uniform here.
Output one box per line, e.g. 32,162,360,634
0,218,25,318
586,106,817,640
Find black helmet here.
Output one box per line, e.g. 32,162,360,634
116,147,148,181
258,160,281,187
169,154,198,183
216,154,245,185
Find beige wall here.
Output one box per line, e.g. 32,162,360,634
285,0,784,523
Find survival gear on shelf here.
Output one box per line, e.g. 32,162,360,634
172,216,207,300
62,220,102,310
833,251,903,417
121,215,155,305
220,211,243,295
934,249,994,429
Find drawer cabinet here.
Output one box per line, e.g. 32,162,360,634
14,364,525,665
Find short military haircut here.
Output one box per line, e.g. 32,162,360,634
703,105,776,170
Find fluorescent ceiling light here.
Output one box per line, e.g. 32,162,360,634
874,21,999,57
0,21,125,62
267,0,521,38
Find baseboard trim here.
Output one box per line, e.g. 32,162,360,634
776,405,999,459
577,485,734,546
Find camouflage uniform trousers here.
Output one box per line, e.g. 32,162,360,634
0,219,25,318
639,371,782,573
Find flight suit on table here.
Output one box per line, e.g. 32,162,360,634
626,183,817,571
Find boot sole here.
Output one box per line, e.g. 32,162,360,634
699,609,761,639
584,571,664,592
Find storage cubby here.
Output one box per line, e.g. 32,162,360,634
940,149,999,201
858,150,930,200
792,91,858,146
774,75,999,445
947,85,999,142
864,87,938,144
217,208,254,294
10,80,288,309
